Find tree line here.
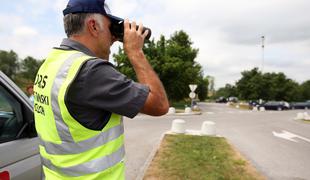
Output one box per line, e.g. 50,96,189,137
0,30,209,102
0,50,43,91
215,68,310,102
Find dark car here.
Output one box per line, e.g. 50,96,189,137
290,101,310,110
259,101,290,111
215,97,227,103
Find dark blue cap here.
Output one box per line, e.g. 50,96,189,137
63,0,123,23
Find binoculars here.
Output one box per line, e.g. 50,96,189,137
109,18,152,42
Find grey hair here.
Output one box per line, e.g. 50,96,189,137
63,13,104,37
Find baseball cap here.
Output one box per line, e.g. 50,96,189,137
63,0,123,24
63,0,151,42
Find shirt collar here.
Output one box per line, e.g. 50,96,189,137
59,38,96,57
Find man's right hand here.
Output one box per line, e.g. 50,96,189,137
122,19,169,116
123,19,149,60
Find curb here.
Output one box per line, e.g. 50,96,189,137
135,133,166,180
134,130,221,180
166,112,202,116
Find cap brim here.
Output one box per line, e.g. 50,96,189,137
106,14,123,23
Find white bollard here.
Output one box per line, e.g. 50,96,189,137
171,119,186,134
252,107,258,111
236,105,240,109
295,112,304,120
201,121,216,136
259,107,266,112
185,107,192,114
167,107,176,114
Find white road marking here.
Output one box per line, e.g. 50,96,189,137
272,130,310,143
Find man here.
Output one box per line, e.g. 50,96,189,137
26,85,34,104
33,0,169,179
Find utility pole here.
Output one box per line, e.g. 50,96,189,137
261,36,265,72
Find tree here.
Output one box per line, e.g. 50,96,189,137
235,68,301,101
300,80,310,100
196,76,209,101
0,50,19,80
114,30,205,102
236,68,264,100
215,84,237,98
19,56,43,82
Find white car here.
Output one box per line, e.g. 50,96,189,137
0,71,41,180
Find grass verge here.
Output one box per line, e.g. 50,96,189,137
144,134,265,180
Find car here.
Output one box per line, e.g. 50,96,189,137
290,101,310,110
215,96,227,103
248,100,259,107
259,101,290,111
228,96,238,103
0,71,41,180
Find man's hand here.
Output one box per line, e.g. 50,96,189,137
122,19,169,116
123,19,149,59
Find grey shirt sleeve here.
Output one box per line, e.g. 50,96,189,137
71,59,149,118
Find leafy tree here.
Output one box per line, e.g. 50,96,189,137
235,68,301,101
215,84,237,98
236,68,264,100
19,56,43,82
0,50,19,80
196,76,209,101
114,30,204,102
300,80,310,100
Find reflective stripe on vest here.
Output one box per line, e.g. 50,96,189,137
34,49,125,179
41,145,125,177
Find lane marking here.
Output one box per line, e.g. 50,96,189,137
272,130,310,143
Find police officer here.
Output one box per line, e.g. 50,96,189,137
33,0,169,179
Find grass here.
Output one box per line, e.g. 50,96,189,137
171,101,191,110
229,102,252,110
144,134,265,180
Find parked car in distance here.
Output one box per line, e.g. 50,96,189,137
259,101,290,111
228,97,238,103
0,71,41,180
290,101,310,110
248,100,259,107
215,96,227,103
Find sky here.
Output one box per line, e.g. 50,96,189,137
1,0,309,89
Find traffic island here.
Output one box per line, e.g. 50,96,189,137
143,134,265,180
138,120,265,180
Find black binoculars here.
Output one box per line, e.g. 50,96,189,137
109,18,151,42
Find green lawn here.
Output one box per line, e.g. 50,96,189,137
144,134,265,180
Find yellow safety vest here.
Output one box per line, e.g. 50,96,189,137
33,49,125,180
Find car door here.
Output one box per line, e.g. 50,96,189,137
0,71,41,180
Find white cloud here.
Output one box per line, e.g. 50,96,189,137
13,26,38,37
1,0,310,89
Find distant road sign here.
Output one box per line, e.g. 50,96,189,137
189,92,196,99
189,84,197,92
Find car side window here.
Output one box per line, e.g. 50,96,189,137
0,85,23,143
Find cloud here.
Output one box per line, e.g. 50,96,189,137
1,0,310,89
13,26,38,37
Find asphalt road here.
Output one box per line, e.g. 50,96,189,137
124,103,310,180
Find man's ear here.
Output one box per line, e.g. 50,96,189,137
87,19,100,37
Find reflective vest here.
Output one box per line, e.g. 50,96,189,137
33,49,125,180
